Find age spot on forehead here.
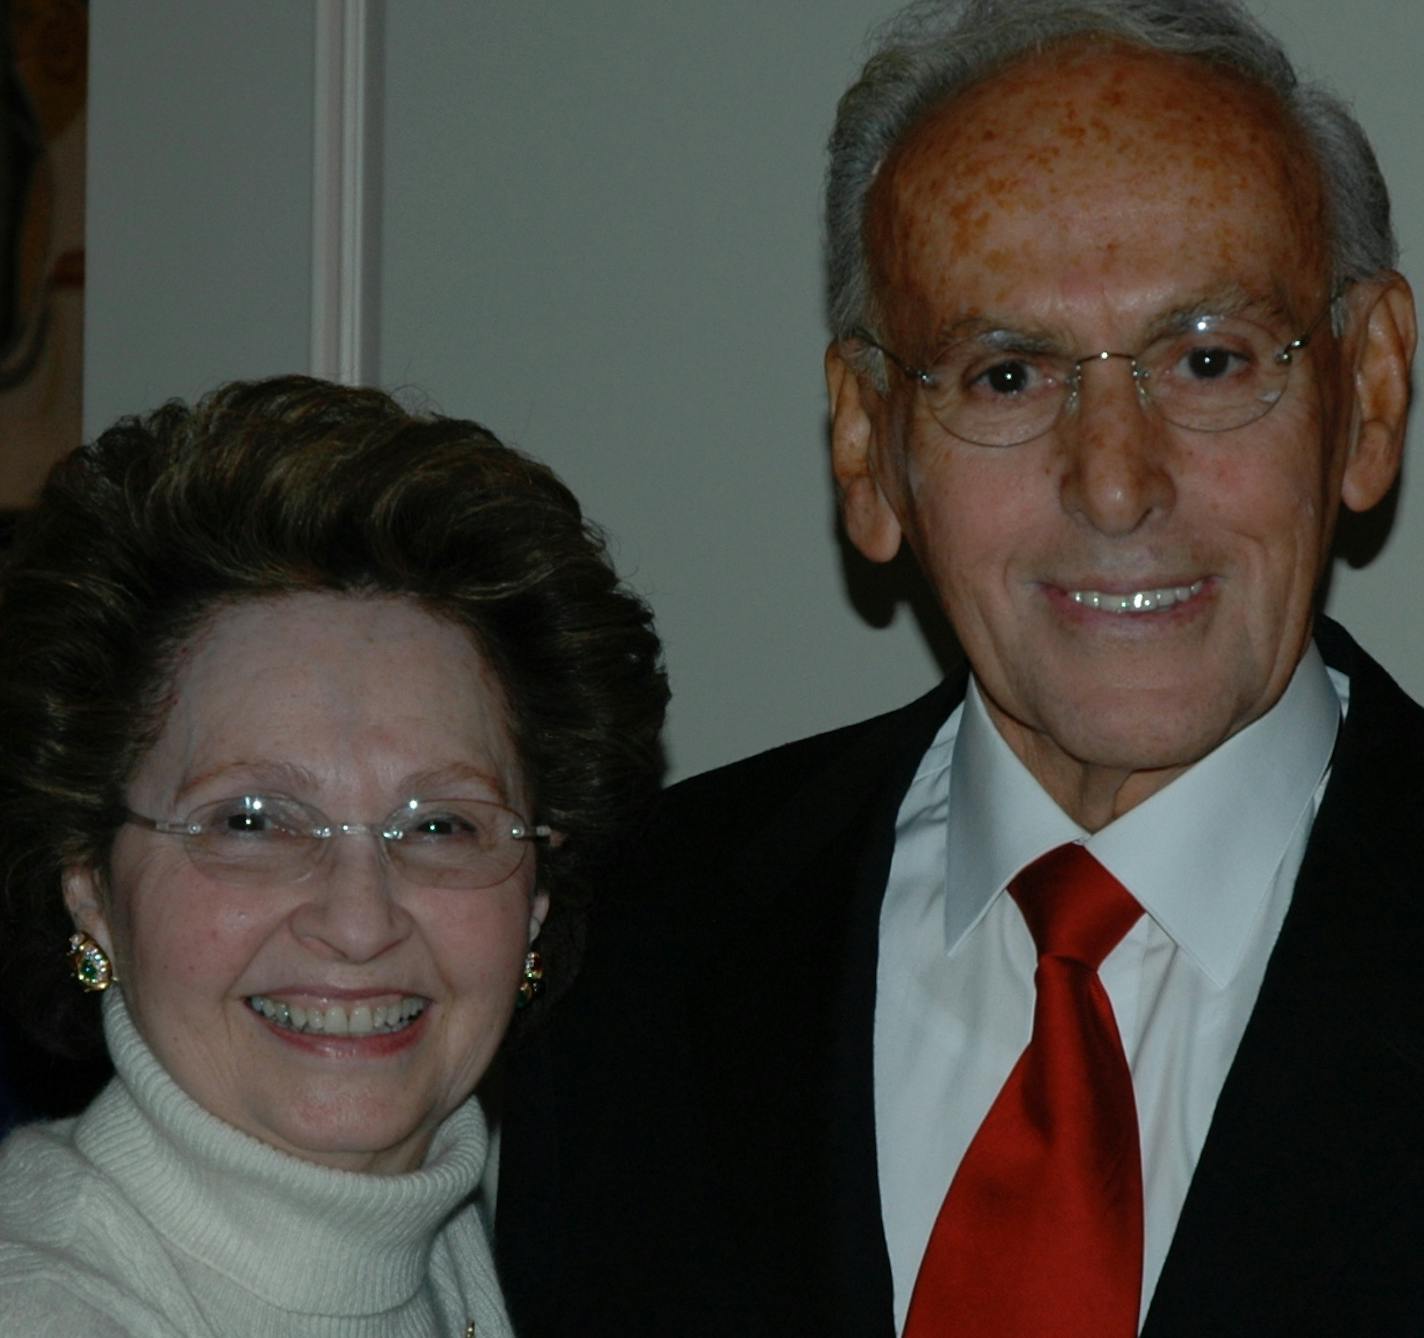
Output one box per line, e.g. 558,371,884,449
865,35,1329,345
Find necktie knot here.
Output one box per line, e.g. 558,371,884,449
1010,842,1142,970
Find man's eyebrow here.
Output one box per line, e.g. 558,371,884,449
1139,288,1294,340
928,317,1066,353
927,288,1298,353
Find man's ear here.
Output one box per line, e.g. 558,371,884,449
62,865,115,960
1341,271,1416,514
827,342,905,564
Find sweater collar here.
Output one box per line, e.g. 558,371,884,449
74,990,490,1315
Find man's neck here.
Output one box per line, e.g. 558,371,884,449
980,697,1244,833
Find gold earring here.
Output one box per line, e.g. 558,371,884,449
67,932,115,992
515,949,545,1009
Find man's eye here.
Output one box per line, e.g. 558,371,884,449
978,359,1033,395
956,355,1055,401
1179,343,1251,382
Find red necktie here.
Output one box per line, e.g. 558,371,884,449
903,843,1145,1337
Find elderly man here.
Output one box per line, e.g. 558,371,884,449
498,2,1419,1335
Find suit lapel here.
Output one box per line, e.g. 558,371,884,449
1145,624,1424,1335
685,678,963,1334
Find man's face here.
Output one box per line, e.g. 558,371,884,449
831,41,1411,823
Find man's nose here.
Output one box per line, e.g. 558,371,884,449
288,833,413,963
1057,354,1175,535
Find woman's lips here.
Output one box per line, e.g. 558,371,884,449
246,993,428,1037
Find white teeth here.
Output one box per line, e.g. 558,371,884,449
248,995,427,1037
1069,579,1204,614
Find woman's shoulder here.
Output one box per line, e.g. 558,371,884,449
0,1115,91,1248
0,1268,151,1337
0,1114,208,1338
0,1098,154,1282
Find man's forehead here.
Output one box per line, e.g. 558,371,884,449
864,39,1327,330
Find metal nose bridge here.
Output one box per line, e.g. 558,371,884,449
1064,350,1154,417
317,821,403,873
1067,349,1151,387
328,821,401,840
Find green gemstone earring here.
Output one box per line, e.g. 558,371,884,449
515,949,545,1009
67,932,115,992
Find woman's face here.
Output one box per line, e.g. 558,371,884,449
65,593,548,1174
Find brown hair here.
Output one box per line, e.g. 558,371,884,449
0,376,668,1056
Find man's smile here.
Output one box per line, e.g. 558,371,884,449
1066,579,1206,615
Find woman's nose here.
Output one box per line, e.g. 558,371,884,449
287,833,413,963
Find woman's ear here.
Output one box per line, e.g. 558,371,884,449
1341,271,1416,514
529,890,551,943
63,864,115,959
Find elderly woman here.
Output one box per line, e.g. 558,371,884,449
0,376,667,1335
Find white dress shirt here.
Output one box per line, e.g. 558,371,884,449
874,644,1344,1334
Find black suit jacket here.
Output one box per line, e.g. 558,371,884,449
498,619,1423,1336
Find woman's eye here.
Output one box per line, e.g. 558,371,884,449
224,812,268,833
218,809,287,836
409,814,477,839
202,799,300,837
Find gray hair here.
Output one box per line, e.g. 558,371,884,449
825,0,1396,351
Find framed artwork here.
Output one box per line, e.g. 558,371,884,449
0,0,86,532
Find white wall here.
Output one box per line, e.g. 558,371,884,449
87,0,1424,782
85,1,314,427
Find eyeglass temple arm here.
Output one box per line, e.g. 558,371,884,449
123,809,197,837
847,327,932,385
1277,293,1345,365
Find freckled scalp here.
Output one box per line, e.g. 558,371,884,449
864,40,1332,357
827,1,1395,348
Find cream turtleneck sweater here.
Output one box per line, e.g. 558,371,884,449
0,991,513,1337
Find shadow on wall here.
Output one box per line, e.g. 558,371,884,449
835,516,965,680
1320,465,1402,617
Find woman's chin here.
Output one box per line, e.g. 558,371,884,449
243,1088,452,1175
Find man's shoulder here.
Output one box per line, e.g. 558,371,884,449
610,676,964,940
1317,615,1424,782
661,675,964,822
1311,617,1424,868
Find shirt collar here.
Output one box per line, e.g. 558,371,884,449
945,643,1340,985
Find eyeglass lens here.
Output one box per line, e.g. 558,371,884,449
919,316,1295,446
172,795,538,890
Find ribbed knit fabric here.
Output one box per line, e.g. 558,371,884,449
0,991,513,1337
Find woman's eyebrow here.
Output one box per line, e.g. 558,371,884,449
401,763,510,799
175,759,321,805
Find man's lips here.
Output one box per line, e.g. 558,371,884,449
1063,577,1207,615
